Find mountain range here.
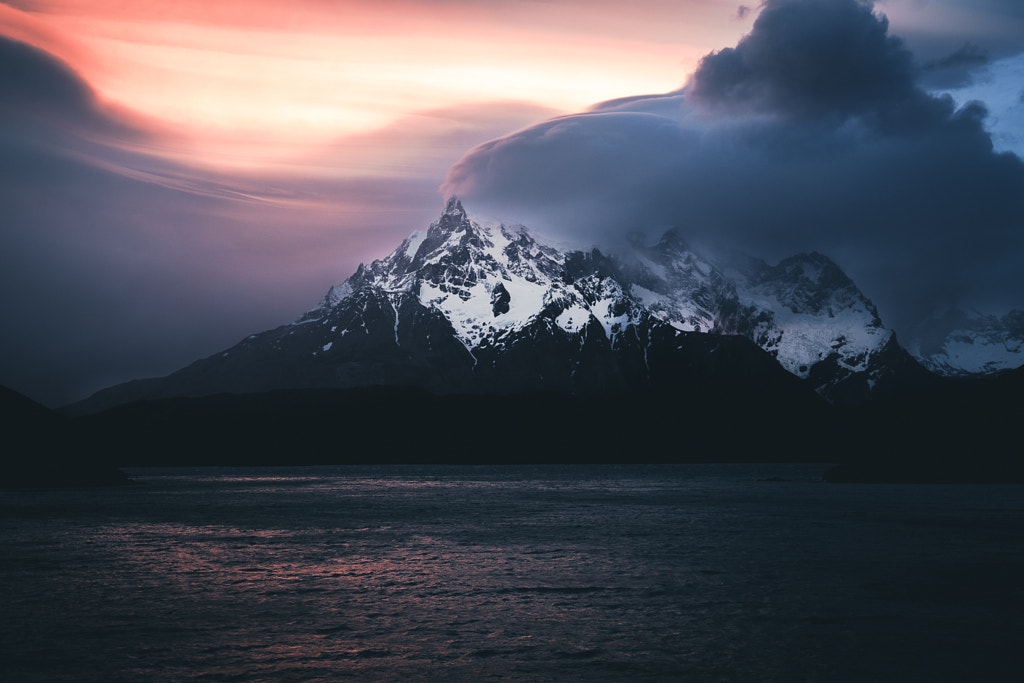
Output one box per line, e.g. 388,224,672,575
24,197,1018,481
908,308,1024,376
69,196,978,415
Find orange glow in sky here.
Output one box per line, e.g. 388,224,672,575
1,0,751,169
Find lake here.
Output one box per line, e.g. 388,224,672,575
1,464,1021,681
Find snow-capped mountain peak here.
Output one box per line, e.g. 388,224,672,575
320,197,645,354
69,197,951,415
292,198,921,402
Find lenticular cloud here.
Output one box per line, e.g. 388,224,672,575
443,0,1024,334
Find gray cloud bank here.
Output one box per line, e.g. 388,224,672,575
444,0,1024,335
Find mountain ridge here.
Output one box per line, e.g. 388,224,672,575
67,197,970,415
907,308,1024,376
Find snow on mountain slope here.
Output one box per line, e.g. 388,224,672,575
296,197,911,402
300,195,647,356
726,252,892,383
67,196,935,415
907,309,1024,376
618,229,738,335
607,230,896,400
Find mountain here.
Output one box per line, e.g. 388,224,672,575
612,230,934,403
906,308,1024,376
74,384,838,466
824,364,1024,483
0,385,130,487
67,197,929,415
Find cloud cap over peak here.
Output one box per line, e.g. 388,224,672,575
443,0,1024,335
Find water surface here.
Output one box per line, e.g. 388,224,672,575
2,464,1022,681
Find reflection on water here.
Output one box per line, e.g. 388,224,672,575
1,464,1022,681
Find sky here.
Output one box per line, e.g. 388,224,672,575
1,0,1023,407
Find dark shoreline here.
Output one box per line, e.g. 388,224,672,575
7,370,1023,486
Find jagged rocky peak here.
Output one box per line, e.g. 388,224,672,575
609,227,737,334
321,281,353,309
443,194,466,218
329,197,490,297
433,195,473,238
774,252,856,291
66,195,946,417
653,227,691,256
563,248,621,282
636,228,722,285
287,197,919,404
739,251,882,322
390,196,515,283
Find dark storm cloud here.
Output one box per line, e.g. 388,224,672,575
444,0,1024,335
689,0,920,122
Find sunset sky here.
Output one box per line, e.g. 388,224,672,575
2,0,1024,406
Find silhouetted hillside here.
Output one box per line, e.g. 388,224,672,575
824,367,1024,483
1,385,130,488
76,379,832,467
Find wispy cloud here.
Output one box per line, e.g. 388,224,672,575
3,0,1023,405
0,35,551,405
